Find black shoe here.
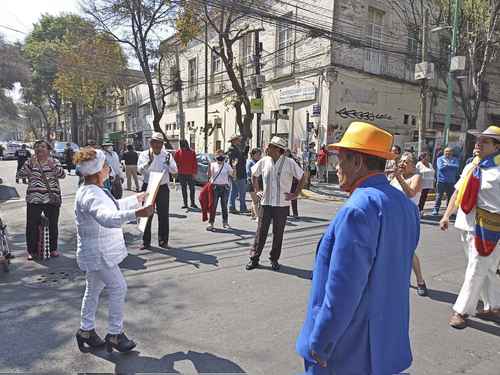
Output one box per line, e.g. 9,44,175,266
191,203,199,209
105,332,136,353
417,282,428,297
229,208,239,214
5,253,14,260
270,260,280,271
245,258,259,270
181,205,189,209
76,329,105,352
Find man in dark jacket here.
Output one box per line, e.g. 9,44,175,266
174,139,198,209
122,144,140,192
63,143,75,174
15,144,31,184
227,134,247,214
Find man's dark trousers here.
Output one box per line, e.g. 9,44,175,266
249,205,289,262
142,183,170,246
178,174,196,206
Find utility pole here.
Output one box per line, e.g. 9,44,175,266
204,21,209,153
443,0,461,148
325,0,337,146
417,8,429,156
175,43,185,142
255,29,262,148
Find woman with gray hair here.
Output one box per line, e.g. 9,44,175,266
74,147,153,353
390,151,428,297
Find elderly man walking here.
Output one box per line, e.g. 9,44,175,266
440,125,500,329
137,132,178,249
432,147,460,216
296,122,420,375
246,136,305,271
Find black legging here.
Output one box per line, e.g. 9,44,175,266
26,203,60,255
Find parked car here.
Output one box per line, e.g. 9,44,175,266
2,142,22,160
194,153,214,185
53,141,80,166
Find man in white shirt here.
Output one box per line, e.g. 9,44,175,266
102,141,125,199
440,125,500,329
246,136,305,271
137,132,178,249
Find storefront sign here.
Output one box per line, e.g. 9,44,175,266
279,86,316,105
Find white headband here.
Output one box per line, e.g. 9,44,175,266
78,149,106,176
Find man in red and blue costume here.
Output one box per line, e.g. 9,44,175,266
441,125,500,329
296,122,420,374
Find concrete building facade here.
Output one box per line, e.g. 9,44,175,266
159,0,500,158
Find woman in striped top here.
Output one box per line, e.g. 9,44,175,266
18,140,66,260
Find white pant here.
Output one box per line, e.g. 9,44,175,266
453,231,500,315
80,265,127,335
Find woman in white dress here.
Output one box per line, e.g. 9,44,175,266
74,148,153,353
390,151,428,297
416,152,436,216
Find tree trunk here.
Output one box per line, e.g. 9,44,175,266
71,102,79,144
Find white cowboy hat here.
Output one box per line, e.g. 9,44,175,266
269,136,288,150
468,125,500,141
151,132,165,142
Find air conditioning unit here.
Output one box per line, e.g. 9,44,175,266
415,62,435,80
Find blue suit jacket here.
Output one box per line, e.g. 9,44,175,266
296,174,420,375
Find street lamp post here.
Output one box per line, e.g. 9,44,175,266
443,0,462,148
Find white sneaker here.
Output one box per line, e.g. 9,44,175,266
206,224,214,231
223,222,230,229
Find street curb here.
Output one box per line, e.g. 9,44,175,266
300,189,346,202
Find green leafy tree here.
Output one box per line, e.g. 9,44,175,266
54,29,128,143
23,14,93,141
0,36,29,120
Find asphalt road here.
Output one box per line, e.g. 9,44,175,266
0,160,499,374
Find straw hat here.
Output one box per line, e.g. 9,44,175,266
269,136,288,150
328,122,396,160
151,132,165,142
468,125,500,141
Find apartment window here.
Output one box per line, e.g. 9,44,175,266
365,7,385,73
276,15,293,68
404,114,409,125
211,50,221,74
188,58,197,96
240,33,253,75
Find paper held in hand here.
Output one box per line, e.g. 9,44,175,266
138,171,165,232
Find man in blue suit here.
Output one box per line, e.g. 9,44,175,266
296,122,420,375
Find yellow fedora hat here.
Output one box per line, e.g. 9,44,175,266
329,122,396,160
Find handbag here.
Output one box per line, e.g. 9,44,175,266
38,160,62,206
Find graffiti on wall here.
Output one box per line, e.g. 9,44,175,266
336,107,392,121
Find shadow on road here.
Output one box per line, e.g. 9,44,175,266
121,254,148,271
424,287,458,305
150,246,219,268
92,349,245,374
260,264,312,280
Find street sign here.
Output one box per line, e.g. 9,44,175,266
415,62,435,80
311,104,321,117
251,98,264,114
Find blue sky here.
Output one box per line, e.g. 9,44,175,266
0,0,80,42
